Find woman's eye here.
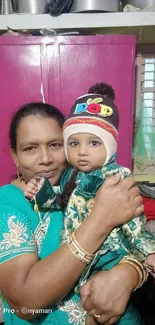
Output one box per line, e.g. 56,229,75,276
49,143,62,149
24,146,36,151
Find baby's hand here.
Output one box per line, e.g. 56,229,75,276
24,178,39,200
145,253,155,276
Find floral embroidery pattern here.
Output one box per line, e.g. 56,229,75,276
86,199,94,213
58,300,86,325
0,216,28,250
71,195,86,214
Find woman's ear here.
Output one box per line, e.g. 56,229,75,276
10,147,19,167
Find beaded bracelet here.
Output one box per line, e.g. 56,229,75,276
119,256,148,291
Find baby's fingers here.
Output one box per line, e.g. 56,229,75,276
27,179,38,192
24,191,34,200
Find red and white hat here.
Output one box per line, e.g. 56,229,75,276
63,93,119,165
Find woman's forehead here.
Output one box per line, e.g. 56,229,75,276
17,115,63,142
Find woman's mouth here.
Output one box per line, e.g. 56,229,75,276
37,169,58,178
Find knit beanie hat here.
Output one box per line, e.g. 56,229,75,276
63,93,119,165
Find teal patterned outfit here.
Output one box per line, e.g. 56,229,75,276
0,184,88,325
35,157,155,325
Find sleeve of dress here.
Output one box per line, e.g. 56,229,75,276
0,186,37,265
116,167,155,261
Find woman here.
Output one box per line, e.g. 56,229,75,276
0,102,144,325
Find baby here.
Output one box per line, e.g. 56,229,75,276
25,83,155,325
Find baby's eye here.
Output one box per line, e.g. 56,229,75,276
69,142,79,147
90,141,100,146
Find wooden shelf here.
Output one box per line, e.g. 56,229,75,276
0,12,155,43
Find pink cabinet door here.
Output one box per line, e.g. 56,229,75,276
0,38,47,185
47,35,136,169
0,35,135,185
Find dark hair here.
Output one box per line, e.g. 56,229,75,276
88,82,115,101
10,102,65,152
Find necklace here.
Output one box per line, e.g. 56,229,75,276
34,197,48,235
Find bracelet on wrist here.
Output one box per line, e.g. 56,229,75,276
119,256,148,291
67,232,95,265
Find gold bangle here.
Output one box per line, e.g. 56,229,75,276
126,256,148,288
72,232,95,259
67,242,91,264
67,232,95,265
68,237,93,264
119,256,148,291
70,241,93,263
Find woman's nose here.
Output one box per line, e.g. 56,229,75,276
39,148,53,165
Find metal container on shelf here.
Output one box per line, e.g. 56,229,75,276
70,0,120,12
0,0,13,14
12,0,49,14
121,0,155,9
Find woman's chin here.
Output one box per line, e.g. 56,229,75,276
48,173,62,186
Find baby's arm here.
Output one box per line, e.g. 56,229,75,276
11,177,42,198
13,177,61,211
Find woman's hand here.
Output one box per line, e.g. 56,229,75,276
76,174,143,254
90,174,143,231
80,264,139,325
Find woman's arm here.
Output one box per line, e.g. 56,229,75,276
0,174,143,319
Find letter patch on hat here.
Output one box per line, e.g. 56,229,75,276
75,103,88,114
75,98,113,117
100,105,113,116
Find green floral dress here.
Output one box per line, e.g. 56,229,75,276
61,161,155,262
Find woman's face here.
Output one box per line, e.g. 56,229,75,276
11,114,67,185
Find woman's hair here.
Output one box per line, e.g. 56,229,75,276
10,102,65,152
88,82,115,100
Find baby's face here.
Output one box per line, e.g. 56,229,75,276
67,133,107,172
